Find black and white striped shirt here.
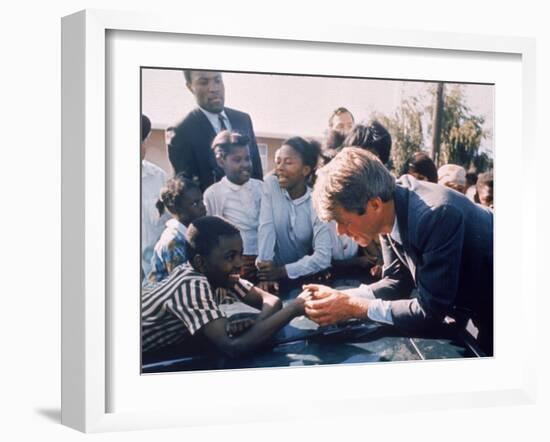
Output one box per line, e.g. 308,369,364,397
141,264,253,353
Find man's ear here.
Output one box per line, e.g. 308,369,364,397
186,81,194,95
191,254,207,274
302,165,312,179
367,197,383,212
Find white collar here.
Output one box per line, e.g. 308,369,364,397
199,107,228,128
283,185,311,205
221,176,249,191
389,215,402,245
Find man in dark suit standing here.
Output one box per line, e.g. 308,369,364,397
304,148,494,355
168,70,263,192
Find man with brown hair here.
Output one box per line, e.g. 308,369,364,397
305,148,494,354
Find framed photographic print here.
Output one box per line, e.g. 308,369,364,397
139,67,493,374
61,9,537,433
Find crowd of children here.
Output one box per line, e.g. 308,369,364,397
140,108,494,363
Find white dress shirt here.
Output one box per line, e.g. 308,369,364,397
257,175,332,280
203,176,263,255
199,107,232,133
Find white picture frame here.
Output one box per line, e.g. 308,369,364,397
61,9,537,433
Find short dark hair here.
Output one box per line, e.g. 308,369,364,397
282,136,322,174
343,121,392,165
211,130,250,158
466,172,478,187
183,70,220,84
185,216,241,260
155,174,200,217
141,114,151,143
403,151,438,183
328,107,354,128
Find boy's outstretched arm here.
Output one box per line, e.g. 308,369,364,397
200,293,308,358
241,285,282,321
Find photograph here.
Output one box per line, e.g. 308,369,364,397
140,67,494,374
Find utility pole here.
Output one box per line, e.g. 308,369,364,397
431,82,444,166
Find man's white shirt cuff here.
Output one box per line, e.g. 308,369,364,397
342,284,394,325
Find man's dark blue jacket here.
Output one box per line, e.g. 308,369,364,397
369,175,493,351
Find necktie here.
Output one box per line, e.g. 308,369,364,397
218,114,227,131
386,234,416,282
386,234,405,265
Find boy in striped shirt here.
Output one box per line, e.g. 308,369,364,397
142,216,309,363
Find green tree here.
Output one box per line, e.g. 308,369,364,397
374,94,424,175
428,84,488,170
375,83,490,175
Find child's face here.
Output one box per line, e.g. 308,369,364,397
202,234,243,288
274,144,310,191
219,145,252,185
178,187,206,224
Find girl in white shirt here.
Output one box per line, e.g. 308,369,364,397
203,130,263,282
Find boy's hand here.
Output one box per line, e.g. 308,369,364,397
297,287,315,302
226,317,256,338
291,288,315,316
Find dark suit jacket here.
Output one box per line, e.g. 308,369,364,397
168,107,263,192
369,175,493,339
